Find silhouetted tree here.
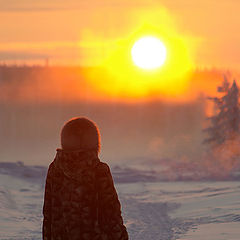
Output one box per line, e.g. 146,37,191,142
203,76,240,147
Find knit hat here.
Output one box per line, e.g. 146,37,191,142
61,117,100,152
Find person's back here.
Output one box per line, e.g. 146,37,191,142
42,117,128,240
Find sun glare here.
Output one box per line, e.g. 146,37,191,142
131,36,167,70
87,17,194,101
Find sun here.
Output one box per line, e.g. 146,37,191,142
131,36,167,70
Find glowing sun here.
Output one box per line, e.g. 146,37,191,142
131,36,167,70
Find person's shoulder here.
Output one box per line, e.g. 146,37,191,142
97,161,110,171
46,161,55,175
96,161,111,175
96,161,115,186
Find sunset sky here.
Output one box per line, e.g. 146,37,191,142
1,0,240,70
1,0,240,166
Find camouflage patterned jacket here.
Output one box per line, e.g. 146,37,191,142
42,149,128,240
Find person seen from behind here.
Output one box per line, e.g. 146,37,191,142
43,117,128,240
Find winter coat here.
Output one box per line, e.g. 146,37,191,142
42,149,128,240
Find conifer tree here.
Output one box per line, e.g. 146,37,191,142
203,76,240,147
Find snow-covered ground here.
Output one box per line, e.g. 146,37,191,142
0,162,240,240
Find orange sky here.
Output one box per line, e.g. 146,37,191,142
0,0,240,70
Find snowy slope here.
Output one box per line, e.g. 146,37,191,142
1,162,240,240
